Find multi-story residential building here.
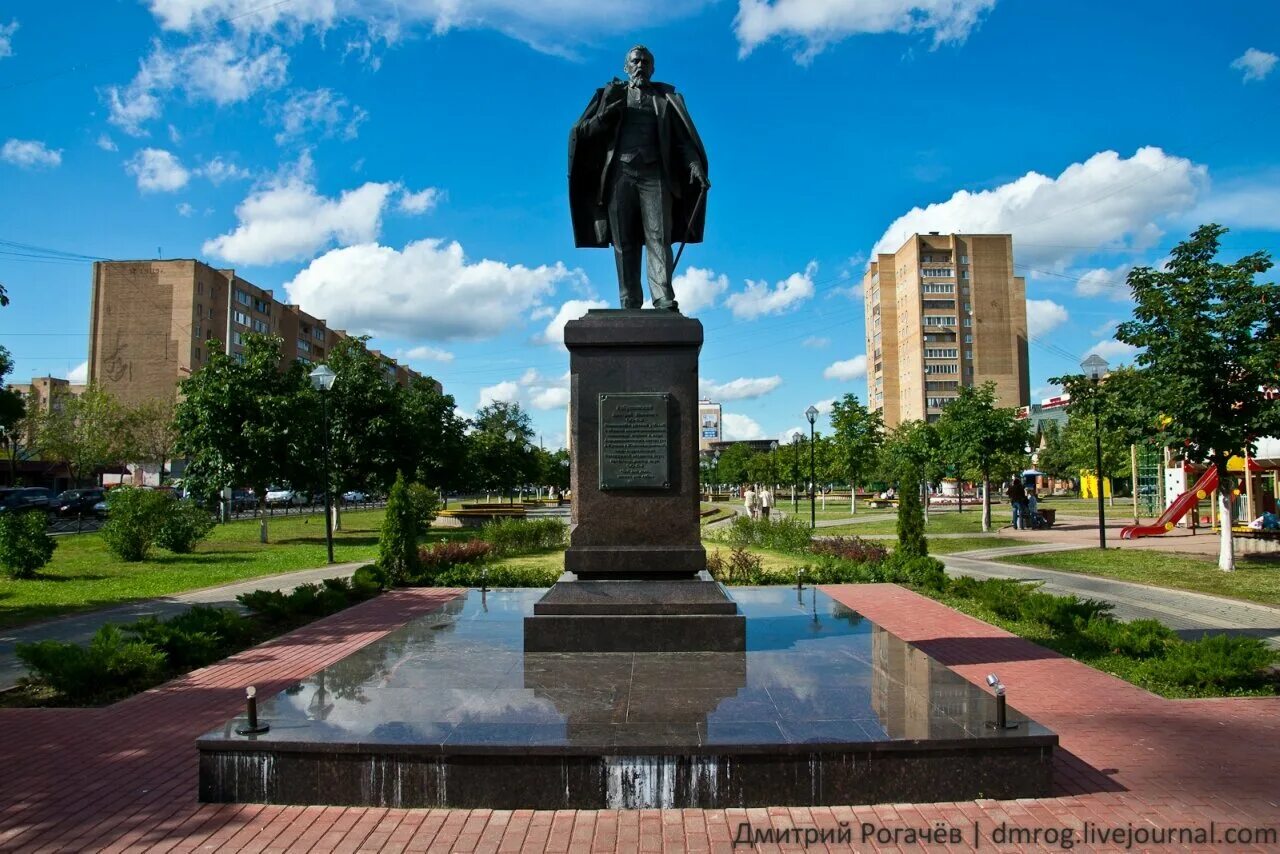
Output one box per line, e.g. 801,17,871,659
698,400,722,451
87,260,433,406
863,233,1029,426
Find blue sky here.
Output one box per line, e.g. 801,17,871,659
1,0,1277,447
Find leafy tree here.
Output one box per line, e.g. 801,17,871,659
936,383,1030,532
468,401,537,500
0,345,27,486
125,398,179,484
1115,224,1280,570
829,394,884,513
879,419,943,521
1033,420,1073,484
324,336,403,496
399,376,468,493
100,487,170,561
896,478,928,559
713,442,756,487
0,510,57,578
174,335,309,542
538,447,571,491
33,385,131,486
1057,410,1130,502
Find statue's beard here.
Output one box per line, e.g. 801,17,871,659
628,69,650,85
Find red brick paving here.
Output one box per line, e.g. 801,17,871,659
1,583,1277,852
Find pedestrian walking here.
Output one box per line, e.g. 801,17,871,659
760,486,773,520
1006,478,1027,529
743,485,758,520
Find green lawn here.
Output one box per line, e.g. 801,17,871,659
822,510,1013,536
0,509,413,630
995,548,1280,608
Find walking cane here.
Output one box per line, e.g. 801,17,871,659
672,183,707,274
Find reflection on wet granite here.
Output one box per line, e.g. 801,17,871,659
199,586,1057,807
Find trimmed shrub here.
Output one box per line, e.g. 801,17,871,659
406,483,441,528
16,625,166,704
895,482,928,559
351,564,386,596
236,588,291,624
1018,591,1112,633
798,554,881,585
715,515,812,552
432,562,560,588
100,487,170,561
416,540,492,577
0,509,56,578
1133,634,1277,692
478,517,567,556
881,552,948,590
155,500,216,554
811,536,888,565
125,606,252,670
1079,618,1176,659
378,473,421,584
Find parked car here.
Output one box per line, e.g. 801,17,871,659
342,490,368,503
265,488,301,507
230,489,256,511
54,488,106,517
0,487,55,514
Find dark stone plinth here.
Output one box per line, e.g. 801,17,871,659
564,310,704,578
532,580,738,615
526,580,745,651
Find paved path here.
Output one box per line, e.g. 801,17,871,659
941,544,1280,647
0,561,367,691
2,584,1277,852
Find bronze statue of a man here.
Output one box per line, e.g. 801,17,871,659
569,45,710,311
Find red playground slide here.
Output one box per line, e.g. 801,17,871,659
1120,468,1218,539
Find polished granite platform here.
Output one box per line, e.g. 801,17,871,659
199,587,1056,808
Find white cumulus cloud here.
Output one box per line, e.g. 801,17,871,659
399,187,443,215
735,0,998,62
0,20,16,59
539,299,610,347
105,39,288,135
96,134,118,152
802,336,829,348
725,261,817,319
1084,339,1139,364
1,139,62,169
478,380,520,408
67,360,88,383
400,344,455,363
200,156,251,185
700,376,783,401
126,148,191,192
873,147,1207,270
722,413,765,441
284,238,579,341
1026,298,1068,338
1231,47,1278,82
176,202,195,217
811,398,835,415
478,369,571,412
672,266,729,314
203,154,395,264
823,355,867,381
1071,265,1132,301
271,88,367,145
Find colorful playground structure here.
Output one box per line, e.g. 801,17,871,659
1120,468,1218,539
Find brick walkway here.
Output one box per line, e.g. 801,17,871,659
1,584,1277,852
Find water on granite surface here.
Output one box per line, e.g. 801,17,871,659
205,587,1046,749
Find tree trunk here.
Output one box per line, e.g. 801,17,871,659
332,502,342,532
981,473,992,532
922,482,930,524
850,484,856,514
258,496,269,544
1217,462,1235,572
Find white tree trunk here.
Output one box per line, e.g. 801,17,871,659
259,501,269,544
1218,479,1235,571
922,482,930,524
850,487,857,514
981,476,992,532
332,502,342,532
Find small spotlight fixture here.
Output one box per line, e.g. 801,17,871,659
796,567,806,590
236,685,271,735
985,673,1019,730
480,567,489,593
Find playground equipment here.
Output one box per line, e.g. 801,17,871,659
1120,468,1218,539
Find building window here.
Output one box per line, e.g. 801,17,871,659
197,282,204,296
253,298,270,314
252,318,269,334
966,350,974,360
196,303,203,316
961,269,969,279
964,334,973,343
233,310,249,326
963,317,973,327
921,267,954,277
297,338,311,353
233,353,246,365
927,397,955,409
964,303,972,313
922,283,953,294
925,348,958,359
232,331,244,346
960,255,969,264
208,307,215,319
297,356,312,366
925,364,958,375
194,346,201,361
235,289,252,307
194,322,202,338
923,315,956,327
922,299,956,310
313,327,325,341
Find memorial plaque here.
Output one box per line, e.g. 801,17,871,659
599,393,670,490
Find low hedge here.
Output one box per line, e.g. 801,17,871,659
13,570,382,706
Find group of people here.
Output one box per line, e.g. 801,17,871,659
742,484,774,520
1005,478,1042,530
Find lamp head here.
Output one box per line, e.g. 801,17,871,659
805,405,819,424
792,431,802,444
309,364,337,391
505,429,517,442
1080,354,1109,382
986,673,1005,695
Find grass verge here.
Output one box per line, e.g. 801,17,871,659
994,548,1280,608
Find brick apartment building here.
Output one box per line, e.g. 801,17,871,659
87,260,434,405
863,233,1029,427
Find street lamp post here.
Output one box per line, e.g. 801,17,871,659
769,440,779,495
309,364,338,565
792,431,801,512
504,429,517,504
805,406,819,530
1081,355,1110,549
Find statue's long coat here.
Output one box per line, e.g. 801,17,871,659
568,80,709,249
